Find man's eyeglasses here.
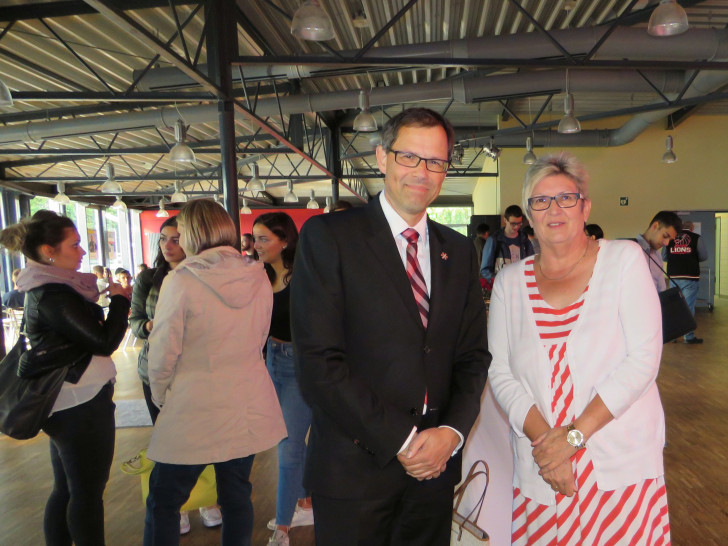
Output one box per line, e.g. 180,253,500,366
527,193,583,211
390,150,449,173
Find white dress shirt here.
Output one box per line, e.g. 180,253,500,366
379,192,431,295
379,192,464,455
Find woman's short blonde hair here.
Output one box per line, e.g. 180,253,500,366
177,199,238,255
522,152,589,222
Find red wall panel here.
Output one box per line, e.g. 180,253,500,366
139,208,324,265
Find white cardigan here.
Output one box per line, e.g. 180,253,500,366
488,239,666,506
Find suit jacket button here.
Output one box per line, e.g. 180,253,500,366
423,345,431,353
410,408,419,416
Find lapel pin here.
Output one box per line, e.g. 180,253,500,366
441,252,448,261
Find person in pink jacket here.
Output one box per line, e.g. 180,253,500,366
144,199,286,546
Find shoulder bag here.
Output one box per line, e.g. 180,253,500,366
451,459,490,545
643,249,697,344
0,333,70,440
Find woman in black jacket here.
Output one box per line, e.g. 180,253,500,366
0,210,130,546
129,216,186,424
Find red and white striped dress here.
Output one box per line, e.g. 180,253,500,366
512,258,671,546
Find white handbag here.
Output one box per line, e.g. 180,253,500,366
451,459,490,545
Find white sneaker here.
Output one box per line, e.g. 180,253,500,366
199,505,222,527
180,511,190,535
266,504,314,530
268,530,290,546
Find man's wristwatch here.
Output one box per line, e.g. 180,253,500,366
566,423,586,450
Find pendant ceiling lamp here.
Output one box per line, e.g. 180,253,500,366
353,90,378,133
0,78,13,107
170,180,188,203
246,163,264,193
662,135,677,163
101,164,122,194
451,144,464,165
648,0,689,37
558,70,581,134
112,196,127,210
53,182,71,204
483,138,501,161
156,198,169,218
291,0,334,41
284,181,298,203
523,136,537,165
240,198,252,215
306,189,319,209
169,119,196,163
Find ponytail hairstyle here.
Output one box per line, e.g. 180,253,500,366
0,210,76,263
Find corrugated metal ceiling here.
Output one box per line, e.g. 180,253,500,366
0,0,726,208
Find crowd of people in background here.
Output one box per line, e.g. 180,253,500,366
0,106,701,546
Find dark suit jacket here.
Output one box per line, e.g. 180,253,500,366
291,196,490,499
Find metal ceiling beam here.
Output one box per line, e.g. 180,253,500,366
234,55,728,71
9,91,214,101
0,102,160,124
0,0,200,22
353,0,420,61
506,0,575,64
0,45,92,91
84,0,335,185
83,0,222,96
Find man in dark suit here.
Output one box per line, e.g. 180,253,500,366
291,108,490,545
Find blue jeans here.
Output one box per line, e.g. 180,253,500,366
674,278,699,340
265,337,312,526
143,455,255,546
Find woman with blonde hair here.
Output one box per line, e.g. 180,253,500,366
143,199,286,546
489,153,670,544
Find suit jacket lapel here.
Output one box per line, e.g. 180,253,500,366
363,198,425,329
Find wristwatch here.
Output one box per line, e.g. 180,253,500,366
566,423,586,450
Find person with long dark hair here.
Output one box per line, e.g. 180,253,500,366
0,210,130,545
253,212,313,546
130,216,185,423
144,200,285,546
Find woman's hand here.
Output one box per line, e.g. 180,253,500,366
107,280,131,300
541,460,577,497
532,426,578,474
145,320,154,333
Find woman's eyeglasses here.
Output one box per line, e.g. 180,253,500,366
527,193,583,211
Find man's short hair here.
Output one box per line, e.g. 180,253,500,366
649,211,682,233
476,223,490,236
380,107,455,159
504,205,524,220
333,200,352,211
92,265,104,275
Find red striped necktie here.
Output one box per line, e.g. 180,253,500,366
402,228,429,328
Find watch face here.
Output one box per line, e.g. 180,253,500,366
567,429,584,447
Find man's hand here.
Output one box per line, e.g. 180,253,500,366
397,428,459,481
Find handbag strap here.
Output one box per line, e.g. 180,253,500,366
453,460,489,526
641,247,679,290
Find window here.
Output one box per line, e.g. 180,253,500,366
426,206,473,236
